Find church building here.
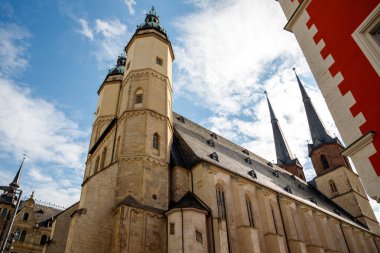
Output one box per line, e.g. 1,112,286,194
60,7,380,253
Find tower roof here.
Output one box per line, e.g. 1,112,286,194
293,69,338,153
135,6,167,37
107,55,126,77
265,92,300,166
9,156,25,189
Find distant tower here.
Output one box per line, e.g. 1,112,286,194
295,70,380,234
265,92,305,180
0,158,24,246
66,7,174,253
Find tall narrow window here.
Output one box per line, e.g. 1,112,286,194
245,195,254,227
115,136,121,157
216,185,226,219
169,223,175,235
1,208,7,219
195,230,203,245
320,155,330,169
153,133,160,149
100,147,107,170
20,230,27,242
271,206,278,234
40,235,48,245
156,57,163,66
135,89,143,104
94,156,100,174
22,212,29,221
329,180,338,193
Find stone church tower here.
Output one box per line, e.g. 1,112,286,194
65,7,174,253
295,70,380,234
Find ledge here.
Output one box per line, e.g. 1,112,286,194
341,131,375,157
284,0,311,32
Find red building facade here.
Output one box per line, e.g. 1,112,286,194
278,0,380,202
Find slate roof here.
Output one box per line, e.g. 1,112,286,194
171,112,367,230
169,191,210,213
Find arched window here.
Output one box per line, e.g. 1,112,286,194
100,147,107,170
329,180,338,193
152,133,160,149
216,185,226,219
320,155,330,169
22,212,29,221
135,89,143,104
40,234,48,245
94,156,100,174
115,136,121,157
20,230,27,242
245,195,254,227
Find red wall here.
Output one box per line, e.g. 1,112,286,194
303,0,380,175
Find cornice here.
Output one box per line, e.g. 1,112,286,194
284,0,311,32
341,131,375,157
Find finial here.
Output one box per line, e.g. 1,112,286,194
30,191,34,199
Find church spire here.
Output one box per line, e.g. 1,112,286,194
265,91,294,165
265,91,305,179
9,156,25,189
293,68,336,153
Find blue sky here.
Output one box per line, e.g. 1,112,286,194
0,0,379,219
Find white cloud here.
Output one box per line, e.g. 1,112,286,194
95,19,126,38
174,0,300,116
124,0,136,15
78,18,94,40
0,78,88,169
0,23,29,76
93,19,128,68
185,0,230,9
24,167,81,207
76,18,129,68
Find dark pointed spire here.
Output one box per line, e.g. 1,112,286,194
293,68,336,153
265,91,296,166
9,156,25,189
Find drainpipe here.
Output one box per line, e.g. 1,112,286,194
181,208,184,253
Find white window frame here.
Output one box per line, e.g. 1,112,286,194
352,4,380,76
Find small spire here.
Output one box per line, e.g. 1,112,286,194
265,91,277,122
293,68,310,101
30,191,34,199
9,155,26,189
